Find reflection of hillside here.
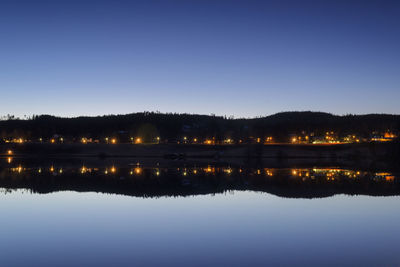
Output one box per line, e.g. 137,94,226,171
0,164,399,199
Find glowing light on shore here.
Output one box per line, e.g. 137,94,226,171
386,176,395,182
205,140,213,145
204,166,214,173
134,167,142,175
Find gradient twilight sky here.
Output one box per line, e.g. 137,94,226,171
0,0,399,118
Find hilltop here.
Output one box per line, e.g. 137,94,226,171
0,111,399,143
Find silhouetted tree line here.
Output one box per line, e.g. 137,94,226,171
0,111,399,143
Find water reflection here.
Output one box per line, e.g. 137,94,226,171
1,158,400,266
0,159,399,198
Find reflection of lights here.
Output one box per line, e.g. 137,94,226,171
265,169,274,177
81,166,87,174
5,165,388,185
223,168,232,174
265,137,273,143
7,157,13,164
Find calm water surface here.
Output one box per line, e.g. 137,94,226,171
0,158,399,266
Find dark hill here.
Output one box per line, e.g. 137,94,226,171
0,111,399,142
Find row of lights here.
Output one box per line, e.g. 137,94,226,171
3,133,397,145
4,163,397,182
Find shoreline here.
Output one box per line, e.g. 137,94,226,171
1,142,399,159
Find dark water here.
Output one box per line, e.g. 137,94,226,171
1,157,400,266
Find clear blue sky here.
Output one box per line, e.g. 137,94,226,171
0,0,399,118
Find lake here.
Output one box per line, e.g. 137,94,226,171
0,157,399,266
